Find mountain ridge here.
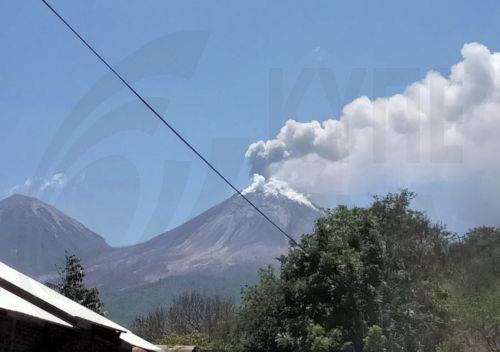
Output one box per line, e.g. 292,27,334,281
0,189,323,289
86,190,324,290
0,193,111,277
0,190,323,323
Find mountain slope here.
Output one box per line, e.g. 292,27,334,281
87,190,323,290
0,194,111,277
0,188,323,292
0,190,323,323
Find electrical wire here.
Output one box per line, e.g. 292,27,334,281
40,0,303,249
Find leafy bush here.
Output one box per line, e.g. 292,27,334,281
232,191,453,352
440,227,500,352
130,191,499,352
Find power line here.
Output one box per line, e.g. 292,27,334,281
40,0,303,249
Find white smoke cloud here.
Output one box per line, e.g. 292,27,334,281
7,173,68,196
243,174,317,209
7,178,33,196
246,43,500,232
40,173,68,191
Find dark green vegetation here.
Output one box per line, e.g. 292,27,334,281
56,253,106,315
132,191,499,351
442,227,499,351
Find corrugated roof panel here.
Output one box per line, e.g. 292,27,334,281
0,286,73,328
0,261,125,332
0,261,162,351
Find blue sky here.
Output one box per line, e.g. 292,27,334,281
1,1,500,245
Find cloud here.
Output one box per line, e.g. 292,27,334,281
8,178,34,195
246,43,500,232
243,174,317,209
40,173,68,191
7,173,68,196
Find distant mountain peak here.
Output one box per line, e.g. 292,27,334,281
1,193,66,226
0,194,110,277
84,177,324,289
2,193,41,204
1,184,323,290
242,174,317,209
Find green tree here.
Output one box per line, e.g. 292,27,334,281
364,325,387,352
234,267,288,351
232,191,452,352
370,191,451,351
57,253,105,315
442,227,500,352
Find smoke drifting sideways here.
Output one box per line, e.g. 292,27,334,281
246,43,500,234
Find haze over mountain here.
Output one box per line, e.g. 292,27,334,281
0,194,111,277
